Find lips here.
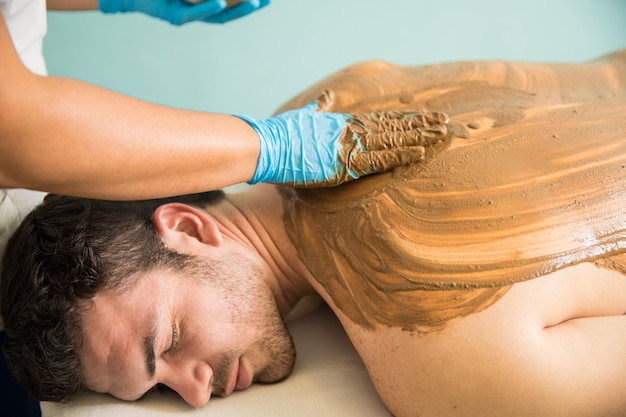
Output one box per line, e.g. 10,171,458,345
222,356,253,396
234,357,252,391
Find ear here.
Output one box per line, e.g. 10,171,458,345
153,203,223,249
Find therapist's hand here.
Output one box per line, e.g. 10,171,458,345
99,0,269,25
238,90,453,188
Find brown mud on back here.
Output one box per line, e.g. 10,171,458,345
278,50,626,332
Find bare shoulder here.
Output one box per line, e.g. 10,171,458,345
334,262,626,417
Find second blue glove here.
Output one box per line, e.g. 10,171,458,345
99,0,270,26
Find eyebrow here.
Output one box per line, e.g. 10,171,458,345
143,319,158,379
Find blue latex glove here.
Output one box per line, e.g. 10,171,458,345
238,90,453,187
99,0,270,25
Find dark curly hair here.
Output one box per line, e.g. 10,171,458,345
0,190,225,402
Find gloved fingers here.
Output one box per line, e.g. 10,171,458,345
346,111,451,151
355,125,450,150
368,109,449,124
171,0,226,24
201,0,270,23
343,146,433,180
348,110,449,135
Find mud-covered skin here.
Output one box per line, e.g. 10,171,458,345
279,51,626,332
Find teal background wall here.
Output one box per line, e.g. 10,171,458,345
44,0,626,119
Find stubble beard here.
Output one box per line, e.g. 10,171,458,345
190,255,297,396
209,313,296,396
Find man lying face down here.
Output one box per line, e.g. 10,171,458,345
2,49,626,417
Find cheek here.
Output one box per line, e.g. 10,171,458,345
181,258,278,346
185,289,274,349
181,297,234,349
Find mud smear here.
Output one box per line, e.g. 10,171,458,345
279,50,626,332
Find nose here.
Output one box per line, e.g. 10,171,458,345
164,361,213,408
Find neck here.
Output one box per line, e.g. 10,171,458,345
209,184,316,317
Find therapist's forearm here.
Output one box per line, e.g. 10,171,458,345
46,0,99,11
0,19,259,200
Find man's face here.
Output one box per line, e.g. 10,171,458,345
78,255,296,407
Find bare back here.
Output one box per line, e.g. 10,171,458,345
279,51,626,416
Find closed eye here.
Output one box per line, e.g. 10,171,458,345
166,324,179,354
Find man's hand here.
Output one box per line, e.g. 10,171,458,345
239,90,453,188
99,0,269,25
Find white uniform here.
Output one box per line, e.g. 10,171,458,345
0,0,48,291
1,0,47,75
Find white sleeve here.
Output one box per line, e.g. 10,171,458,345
1,0,48,75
